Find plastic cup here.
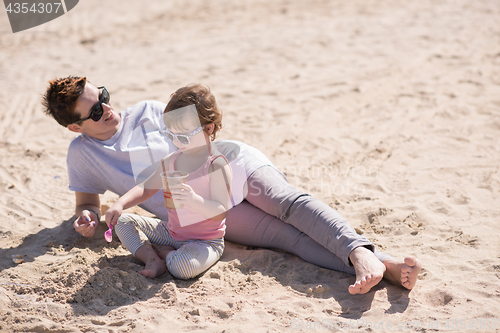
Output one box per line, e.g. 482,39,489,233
160,171,189,209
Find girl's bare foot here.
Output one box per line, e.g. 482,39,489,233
152,244,176,261
135,244,167,278
348,246,385,294
383,256,422,290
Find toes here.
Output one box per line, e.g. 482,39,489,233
401,257,422,290
348,279,365,294
404,256,417,266
404,256,422,271
402,256,422,276
348,283,362,294
140,269,154,278
349,274,381,294
355,280,365,287
358,275,372,285
359,274,375,284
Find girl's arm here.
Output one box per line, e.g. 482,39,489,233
105,155,171,227
105,185,159,227
172,156,232,221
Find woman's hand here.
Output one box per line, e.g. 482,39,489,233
73,210,99,238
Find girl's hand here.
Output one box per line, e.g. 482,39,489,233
170,183,202,207
105,203,124,228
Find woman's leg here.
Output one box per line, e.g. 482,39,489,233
227,167,421,293
243,166,392,266
226,201,356,275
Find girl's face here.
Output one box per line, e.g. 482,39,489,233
169,125,207,151
166,113,209,153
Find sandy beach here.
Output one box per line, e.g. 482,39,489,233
1,0,500,331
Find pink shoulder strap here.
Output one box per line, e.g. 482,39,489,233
161,150,182,173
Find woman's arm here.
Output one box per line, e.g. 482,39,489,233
208,156,232,219
74,192,101,238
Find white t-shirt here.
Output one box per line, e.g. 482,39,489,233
67,100,276,221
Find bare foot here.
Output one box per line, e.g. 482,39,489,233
152,244,176,261
348,246,385,294
383,256,422,290
135,244,167,278
141,255,167,278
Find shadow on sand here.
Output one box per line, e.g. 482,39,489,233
1,216,410,320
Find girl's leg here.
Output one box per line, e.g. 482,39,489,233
243,166,392,267
166,238,224,279
226,201,356,274
114,213,176,278
114,213,174,255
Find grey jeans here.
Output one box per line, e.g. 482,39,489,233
224,166,392,275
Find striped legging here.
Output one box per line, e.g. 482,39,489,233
115,213,224,279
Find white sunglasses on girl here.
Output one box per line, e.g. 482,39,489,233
161,125,205,145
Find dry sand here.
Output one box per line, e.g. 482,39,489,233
1,0,500,332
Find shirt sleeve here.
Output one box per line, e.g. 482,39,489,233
67,138,107,194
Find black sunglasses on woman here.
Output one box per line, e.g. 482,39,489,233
74,86,109,124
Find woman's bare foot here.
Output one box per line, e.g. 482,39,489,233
348,246,386,294
135,244,167,278
383,256,422,290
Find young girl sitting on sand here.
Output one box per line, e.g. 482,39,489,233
105,84,232,279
